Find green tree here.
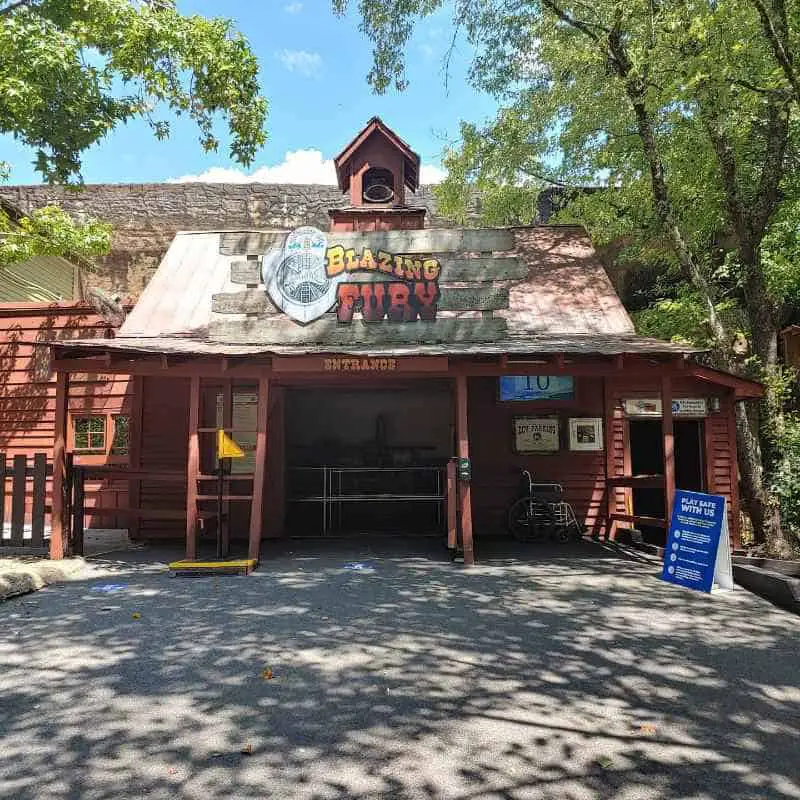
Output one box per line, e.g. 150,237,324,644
0,0,267,184
336,0,800,554
0,204,111,266
0,0,268,271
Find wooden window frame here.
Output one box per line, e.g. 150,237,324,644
68,413,130,465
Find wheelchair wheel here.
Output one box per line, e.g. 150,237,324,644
508,498,556,542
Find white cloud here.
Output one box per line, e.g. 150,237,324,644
277,49,321,77
421,164,447,184
168,149,448,185
169,149,336,184
283,2,303,12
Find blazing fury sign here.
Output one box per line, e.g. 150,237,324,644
264,226,440,325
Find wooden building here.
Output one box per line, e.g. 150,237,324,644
0,302,131,536
45,119,762,562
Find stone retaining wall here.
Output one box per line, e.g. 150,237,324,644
0,183,460,299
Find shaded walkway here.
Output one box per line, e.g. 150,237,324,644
0,542,798,799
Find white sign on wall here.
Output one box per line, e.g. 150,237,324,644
623,398,709,418
568,418,604,451
513,417,560,453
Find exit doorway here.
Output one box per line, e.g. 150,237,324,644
628,419,706,542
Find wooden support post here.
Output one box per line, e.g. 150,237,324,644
249,376,269,561
661,375,676,526
727,398,742,549
222,380,233,558
185,375,200,560
50,371,69,560
455,374,474,565
446,460,457,550
603,377,617,541
128,375,144,542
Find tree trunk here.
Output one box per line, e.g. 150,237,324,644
735,401,794,555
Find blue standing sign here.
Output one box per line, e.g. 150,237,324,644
661,490,734,593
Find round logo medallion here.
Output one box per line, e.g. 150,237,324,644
264,226,337,324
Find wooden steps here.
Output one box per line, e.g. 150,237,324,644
168,559,256,577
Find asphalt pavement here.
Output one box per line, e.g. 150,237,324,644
0,538,798,800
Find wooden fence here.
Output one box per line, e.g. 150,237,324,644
0,453,52,553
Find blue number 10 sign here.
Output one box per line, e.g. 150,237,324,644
661,490,734,593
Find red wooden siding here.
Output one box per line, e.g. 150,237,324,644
0,304,131,527
137,375,189,538
706,396,740,546
468,376,609,536
610,375,739,545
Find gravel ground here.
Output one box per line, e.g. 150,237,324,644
0,538,798,800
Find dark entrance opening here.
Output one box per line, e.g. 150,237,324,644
628,418,705,544
283,384,452,536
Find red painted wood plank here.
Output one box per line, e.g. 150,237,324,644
185,375,200,560
30,453,47,546
50,372,68,560
249,377,269,561
455,373,474,565
661,376,675,525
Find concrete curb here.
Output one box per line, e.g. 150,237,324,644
732,558,800,614
0,558,86,602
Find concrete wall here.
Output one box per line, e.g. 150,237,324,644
0,183,453,301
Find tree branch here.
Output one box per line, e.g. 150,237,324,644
751,99,790,237
749,0,800,102
0,0,39,16
700,106,749,243
540,0,604,43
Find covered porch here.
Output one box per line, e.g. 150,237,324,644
47,336,762,564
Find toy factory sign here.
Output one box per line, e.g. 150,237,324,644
264,226,441,325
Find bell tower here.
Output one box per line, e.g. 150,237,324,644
329,117,426,232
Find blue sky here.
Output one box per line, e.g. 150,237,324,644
0,1,498,186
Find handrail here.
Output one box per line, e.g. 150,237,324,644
75,467,186,482
606,474,665,489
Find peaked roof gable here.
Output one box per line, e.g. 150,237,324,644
334,117,421,193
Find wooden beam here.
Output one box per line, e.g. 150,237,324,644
128,375,144,542
661,375,676,526
212,290,279,314
220,228,516,257
727,399,742,548
230,260,263,285
52,357,272,379
0,453,5,544
213,285,511,314
222,380,233,558
185,375,201,560
439,258,525,282
703,417,714,494
603,377,617,542
446,460,457,550
220,232,287,257
271,355,449,373
50,371,69,560
249,377,269,561
209,316,507,345
455,374,474,566
689,364,763,398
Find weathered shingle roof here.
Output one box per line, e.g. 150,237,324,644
52,332,699,358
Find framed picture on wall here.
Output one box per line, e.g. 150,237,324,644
568,418,604,451
513,417,560,453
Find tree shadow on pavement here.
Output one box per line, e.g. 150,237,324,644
0,538,798,799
